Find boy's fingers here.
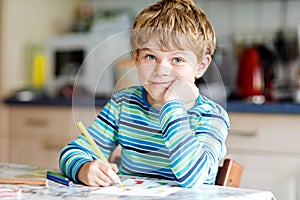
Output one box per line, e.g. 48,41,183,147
107,168,122,184
94,176,111,187
110,163,119,173
96,167,113,184
96,160,121,184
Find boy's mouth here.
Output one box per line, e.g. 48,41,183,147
149,81,172,88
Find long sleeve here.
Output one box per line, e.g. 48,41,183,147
159,100,229,187
59,99,119,183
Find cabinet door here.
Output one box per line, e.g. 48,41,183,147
8,106,99,168
0,107,9,162
9,106,76,168
10,136,71,169
0,138,9,162
226,152,300,200
227,113,300,200
228,113,300,154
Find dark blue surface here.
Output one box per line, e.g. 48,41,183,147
226,100,300,114
3,96,109,108
3,96,300,114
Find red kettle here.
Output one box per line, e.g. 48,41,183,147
236,47,264,98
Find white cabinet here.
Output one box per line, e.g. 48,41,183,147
227,113,300,200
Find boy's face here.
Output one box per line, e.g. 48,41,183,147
134,38,208,106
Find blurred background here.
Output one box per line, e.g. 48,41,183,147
0,0,300,199
0,0,299,102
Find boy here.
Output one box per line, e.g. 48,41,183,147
59,0,229,188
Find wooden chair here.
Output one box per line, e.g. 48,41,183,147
215,158,244,187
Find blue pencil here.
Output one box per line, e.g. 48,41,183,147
46,173,73,186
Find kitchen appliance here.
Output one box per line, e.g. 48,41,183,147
45,11,131,98
236,47,265,100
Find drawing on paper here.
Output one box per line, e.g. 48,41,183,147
91,177,182,197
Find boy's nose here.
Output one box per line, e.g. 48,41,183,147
154,60,171,76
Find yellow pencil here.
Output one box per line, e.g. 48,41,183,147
76,121,123,187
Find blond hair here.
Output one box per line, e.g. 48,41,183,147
130,0,216,61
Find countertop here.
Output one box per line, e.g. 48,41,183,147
3,95,300,114
226,100,300,114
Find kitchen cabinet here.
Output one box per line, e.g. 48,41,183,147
0,106,9,163
0,137,9,162
0,108,9,163
8,105,97,169
227,112,300,200
0,0,8,163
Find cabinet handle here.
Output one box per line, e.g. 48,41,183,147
230,130,257,137
25,118,47,127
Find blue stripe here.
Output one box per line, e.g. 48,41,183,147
162,117,186,136
119,134,169,155
175,153,207,185
169,134,195,161
121,156,173,178
202,113,229,129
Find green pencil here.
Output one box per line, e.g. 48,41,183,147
46,171,69,180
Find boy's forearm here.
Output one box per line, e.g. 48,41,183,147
159,101,227,187
59,121,118,183
59,140,95,183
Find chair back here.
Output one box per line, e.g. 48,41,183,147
215,158,243,187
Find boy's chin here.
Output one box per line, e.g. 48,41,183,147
146,90,165,104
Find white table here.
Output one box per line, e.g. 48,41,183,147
0,162,276,200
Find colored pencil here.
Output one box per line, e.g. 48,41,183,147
0,177,47,186
46,171,68,179
77,121,110,165
76,121,123,187
46,173,73,186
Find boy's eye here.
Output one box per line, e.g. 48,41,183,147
172,58,183,64
145,55,157,61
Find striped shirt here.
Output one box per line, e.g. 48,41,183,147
59,86,229,188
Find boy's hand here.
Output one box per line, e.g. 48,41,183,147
77,160,120,187
163,78,199,105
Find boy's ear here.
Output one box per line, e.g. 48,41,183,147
195,55,212,79
133,52,139,67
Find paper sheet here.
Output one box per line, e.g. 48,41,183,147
91,178,183,197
